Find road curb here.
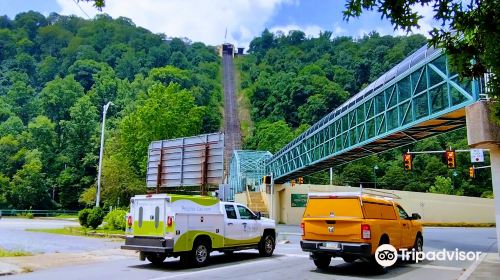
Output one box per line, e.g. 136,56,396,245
85,232,125,239
0,262,22,276
457,252,488,280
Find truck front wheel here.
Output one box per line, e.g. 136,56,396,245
146,253,166,265
258,234,275,257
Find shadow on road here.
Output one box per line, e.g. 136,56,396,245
312,259,422,278
128,252,278,271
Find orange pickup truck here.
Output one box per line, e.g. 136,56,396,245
300,192,423,269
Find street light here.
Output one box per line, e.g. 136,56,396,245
96,101,113,207
374,165,379,189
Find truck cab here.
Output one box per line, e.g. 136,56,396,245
121,194,276,267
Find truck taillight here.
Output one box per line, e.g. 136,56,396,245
300,222,305,236
167,216,173,226
127,215,132,227
361,224,371,239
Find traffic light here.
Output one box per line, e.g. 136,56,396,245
298,177,304,184
445,150,456,169
403,153,413,171
291,179,296,187
469,166,475,178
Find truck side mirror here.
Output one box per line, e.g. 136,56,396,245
411,213,421,220
255,212,261,220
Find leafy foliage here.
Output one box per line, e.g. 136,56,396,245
87,207,105,229
78,208,91,228
0,12,221,210
104,209,127,230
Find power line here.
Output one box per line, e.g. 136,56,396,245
72,0,91,19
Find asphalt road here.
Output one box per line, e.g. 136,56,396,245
0,218,121,253
222,53,242,173
3,224,497,280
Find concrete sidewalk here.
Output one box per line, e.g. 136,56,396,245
464,253,500,279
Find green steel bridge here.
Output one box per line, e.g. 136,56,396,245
265,45,485,183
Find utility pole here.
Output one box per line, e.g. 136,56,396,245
96,101,113,207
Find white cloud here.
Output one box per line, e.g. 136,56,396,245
269,24,323,38
333,24,347,36
56,0,293,48
388,3,436,38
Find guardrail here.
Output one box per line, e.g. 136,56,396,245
0,209,78,217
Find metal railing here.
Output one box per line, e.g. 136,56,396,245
0,209,78,217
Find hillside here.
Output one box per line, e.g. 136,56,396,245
0,12,222,209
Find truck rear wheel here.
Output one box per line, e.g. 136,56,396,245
313,254,331,269
146,253,166,265
189,240,210,267
258,233,275,257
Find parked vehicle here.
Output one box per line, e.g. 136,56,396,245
300,191,423,269
121,194,276,267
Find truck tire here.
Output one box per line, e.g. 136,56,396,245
342,256,357,263
146,253,166,265
189,239,210,267
313,254,331,269
258,233,275,257
413,235,423,253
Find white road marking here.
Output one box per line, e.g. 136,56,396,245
280,253,309,258
148,258,273,280
411,264,464,271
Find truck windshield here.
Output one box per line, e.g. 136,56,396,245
304,198,363,218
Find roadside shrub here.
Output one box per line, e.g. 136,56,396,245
26,212,34,219
78,208,92,228
104,209,127,230
87,207,105,229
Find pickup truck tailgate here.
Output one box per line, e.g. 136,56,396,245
302,217,363,242
302,196,364,243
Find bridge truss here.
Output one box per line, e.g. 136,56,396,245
267,45,484,183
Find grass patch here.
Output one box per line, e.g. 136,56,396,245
0,248,32,257
233,57,254,141
54,214,78,219
423,222,495,227
27,226,124,238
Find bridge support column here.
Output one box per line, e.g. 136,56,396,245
466,101,500,255
490,147,500,256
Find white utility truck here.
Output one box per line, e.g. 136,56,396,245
121,194,276,267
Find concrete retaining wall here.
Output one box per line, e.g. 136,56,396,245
235,184,495,225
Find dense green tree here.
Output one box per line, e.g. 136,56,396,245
0,11,221,210
7,149,52,209
0,116,24,137
0,135,21,177
36,56,60,85
5,80,37,123
39,76,85,122
120,83,205,174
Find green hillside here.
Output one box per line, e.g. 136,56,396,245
0,12,222,209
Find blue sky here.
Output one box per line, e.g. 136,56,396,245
1,0,434,48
